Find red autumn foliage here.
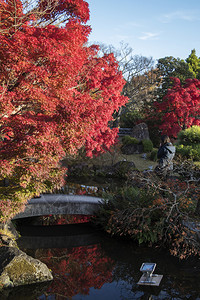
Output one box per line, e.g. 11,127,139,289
152,77,200,137
37,244,114,298
0,0,127,222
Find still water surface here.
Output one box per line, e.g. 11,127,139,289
11,221,200,300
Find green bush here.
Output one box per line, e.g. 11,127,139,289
122,135,139,146
176,144,200,161
141,139,153,153
177,126,200,145
176,126,200,161
149,148,158,161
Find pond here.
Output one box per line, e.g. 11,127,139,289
8,219,200,300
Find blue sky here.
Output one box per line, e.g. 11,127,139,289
86,0,200,61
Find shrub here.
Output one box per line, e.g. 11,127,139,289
94,173,200,259
122,135,139,146
149,148,158,161
177,126,200,145
95,185,160,245
141,139,153,153
176,145,190,158
176,126,200,161
176,144,200,161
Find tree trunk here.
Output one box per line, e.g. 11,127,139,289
112,107,123,128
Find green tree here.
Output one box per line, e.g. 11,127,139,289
186,49,200,79
156,56,194,98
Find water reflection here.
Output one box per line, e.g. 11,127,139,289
15,223,200,300
37,245,113,298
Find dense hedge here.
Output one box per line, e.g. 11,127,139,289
141,139,153,153
122,135,139,146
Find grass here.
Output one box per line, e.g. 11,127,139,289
118,153,157,171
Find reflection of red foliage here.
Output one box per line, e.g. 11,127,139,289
38,244,114,298
42,214,92,225
56,215,92,224
77,190,87,195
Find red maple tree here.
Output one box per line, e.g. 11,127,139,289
0,0,127,222
152,77,200,137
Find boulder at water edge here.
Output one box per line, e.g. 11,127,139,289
0,246,53,289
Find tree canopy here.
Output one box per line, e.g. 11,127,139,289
144,50,200,141
186,49,200,79
152,78,200,137
0,0,127,222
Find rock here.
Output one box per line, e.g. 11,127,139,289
67,162,95,178
112,161,137,178
121,144,143,155
0,221,19,248
0,221,19,239
0,246,53,289
131,123,150,141
95,161,137,178
0,234,17,248
0,274,13,288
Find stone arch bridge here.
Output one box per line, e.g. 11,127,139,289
13,194,102,220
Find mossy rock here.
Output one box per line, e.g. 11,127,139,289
0,246,53,289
